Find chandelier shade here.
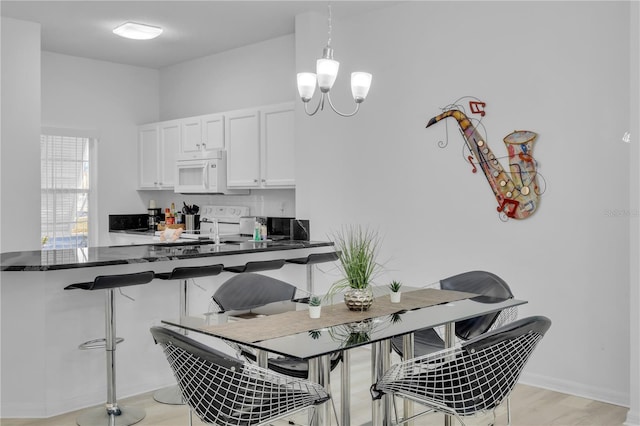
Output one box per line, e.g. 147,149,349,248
317,58,340,92
297,73,317,101
351,72,372,102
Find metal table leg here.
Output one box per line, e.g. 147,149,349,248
309,355,332,426
402,333,415,425
371,339,391,426
341,350,350,426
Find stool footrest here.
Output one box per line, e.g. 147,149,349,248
79,337,124,350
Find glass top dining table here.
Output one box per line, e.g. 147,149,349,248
162,288,527,426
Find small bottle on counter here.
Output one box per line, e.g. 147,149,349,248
253,222,259,241
165,208,174,225
260,224,267,241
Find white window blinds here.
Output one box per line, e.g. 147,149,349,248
40,134,91,250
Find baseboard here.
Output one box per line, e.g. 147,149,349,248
624,408,640,426
520,371,629,408
0,402,47,419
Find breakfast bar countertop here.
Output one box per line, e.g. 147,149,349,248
0,240,334,271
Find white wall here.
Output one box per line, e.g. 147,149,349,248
0,18,41,252
159,34,296,119
296,1,633,408
41,52,159,245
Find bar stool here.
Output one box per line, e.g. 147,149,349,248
64,270,155,426
285,252,339,294
223,259,285,273
152,263,224,405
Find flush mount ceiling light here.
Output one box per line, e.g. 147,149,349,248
297,4,372,117
113,21,163,40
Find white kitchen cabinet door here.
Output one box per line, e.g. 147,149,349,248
261,103,295,187
225,109,261,188
158,120,180,188
201,113,225,150
180,117,202,154
138,120,180,190
138,124,160,188
180,113,224,156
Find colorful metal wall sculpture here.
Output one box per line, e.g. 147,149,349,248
426,98,543,220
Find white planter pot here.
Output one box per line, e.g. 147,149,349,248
390,291,402,303
309,306,322,318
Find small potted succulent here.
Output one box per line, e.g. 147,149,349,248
389,280,402,303
308,295,322,319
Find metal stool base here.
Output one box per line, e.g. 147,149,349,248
75,405,145,426
153,384,185,405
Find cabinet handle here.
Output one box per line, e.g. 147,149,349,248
261,179,266,183
202,143,207,149
254,179,258,183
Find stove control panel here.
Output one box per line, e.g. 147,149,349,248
200,205,249,223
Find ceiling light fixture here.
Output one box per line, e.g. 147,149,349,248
113,22,163,40
296,4,372,117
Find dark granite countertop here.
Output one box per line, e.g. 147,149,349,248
1,240,334,271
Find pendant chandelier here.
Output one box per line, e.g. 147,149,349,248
296,4,372,117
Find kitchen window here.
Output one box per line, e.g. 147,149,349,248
40,131,96,250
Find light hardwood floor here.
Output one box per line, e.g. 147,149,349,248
1,347,628,426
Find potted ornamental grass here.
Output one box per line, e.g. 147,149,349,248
327,225,383,311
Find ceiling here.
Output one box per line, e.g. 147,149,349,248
0,1,396,69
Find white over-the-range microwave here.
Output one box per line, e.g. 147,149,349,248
175,150,247,194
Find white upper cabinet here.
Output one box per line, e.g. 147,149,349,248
138,120,180,190
225,109,261,187
261,103,295,187
225,102,295,189
180,113,224,157
138,124,159,188
139,102,293,191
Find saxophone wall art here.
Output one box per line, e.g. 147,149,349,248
426,97,544,220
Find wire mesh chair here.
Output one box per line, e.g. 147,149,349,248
211,273,342,379
372,316,551,426
391,271,518,359
150,326,333,426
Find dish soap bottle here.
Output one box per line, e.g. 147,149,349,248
254,221,261,241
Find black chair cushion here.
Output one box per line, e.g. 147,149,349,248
286,252,339,265
155,264,224,280
65,270,154,291
151,326,244,371
440,270,514,340
223,259,285,273
212,273,297,311
390,327,445,358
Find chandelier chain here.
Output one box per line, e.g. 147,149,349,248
327,4,332,47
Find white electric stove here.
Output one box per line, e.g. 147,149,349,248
198,205,249,237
